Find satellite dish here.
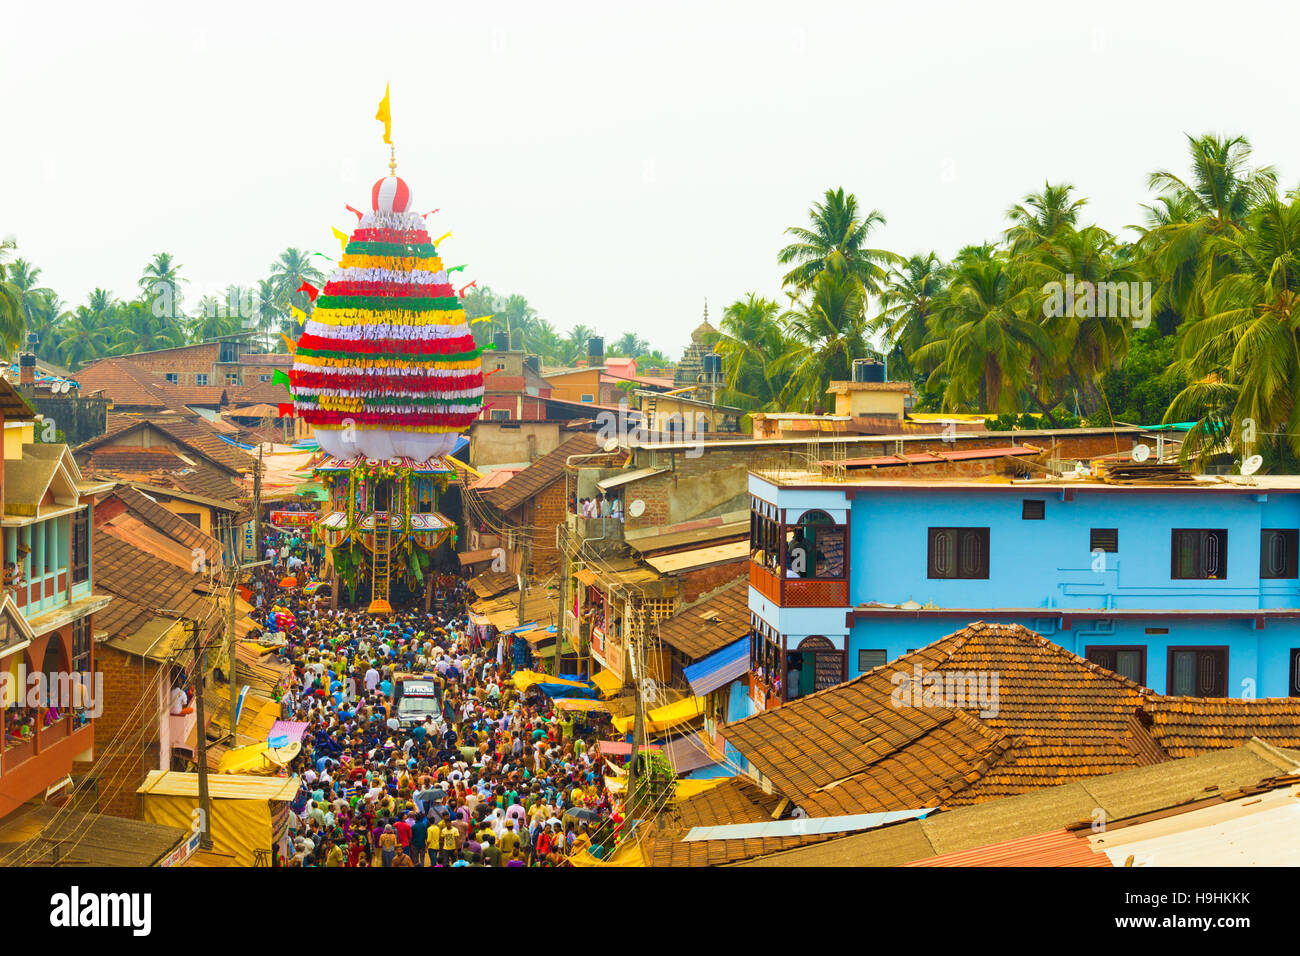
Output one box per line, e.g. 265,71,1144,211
1131,444,1151,463
602,436,618,452
1073,462,1090,476
628,499,645,518
1242,454,1264,477
790,806,808,819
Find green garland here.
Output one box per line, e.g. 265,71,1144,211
314,294,461,313
343,240,440,258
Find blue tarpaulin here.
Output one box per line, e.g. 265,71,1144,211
683,637,750,697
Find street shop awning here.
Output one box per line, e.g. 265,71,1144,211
574,568,599,587
597,740,661,756
683,808,935,842
500,621,541,635
612,695,704,735
591,668,623,698
510,670,591,693
683,637,750,697
468,612,490,626
457,549,498,566
519,625,557,647
268,721,309,745
596,467,668,493
552,698,612,714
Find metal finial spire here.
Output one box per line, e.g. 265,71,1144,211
389,144,397,176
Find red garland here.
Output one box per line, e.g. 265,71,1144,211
323,281,456,298
298,408,481,427
290,369,485,392
296,333,478,355
349,227,432,244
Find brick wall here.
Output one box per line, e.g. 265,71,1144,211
529,481,567,576
678,560,747,603
94,646,162,818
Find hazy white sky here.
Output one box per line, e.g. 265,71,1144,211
6,0,1300,356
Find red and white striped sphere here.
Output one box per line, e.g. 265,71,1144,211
371,175,413,214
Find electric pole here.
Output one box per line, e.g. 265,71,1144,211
252,445,264,563
189,617,213,851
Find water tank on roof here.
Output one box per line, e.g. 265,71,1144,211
852,359,886,383
523,355,540,373
493,331,509,352
588,337,604,361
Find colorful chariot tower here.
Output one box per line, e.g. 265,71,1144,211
286,134,486,611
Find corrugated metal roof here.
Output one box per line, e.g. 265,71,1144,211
685,807,934,842
683,637,749,697
905,827,1109,867
596,466,668,492
646,540,748,575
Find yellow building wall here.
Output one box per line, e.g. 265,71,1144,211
545,369,601,404
4,421,35,460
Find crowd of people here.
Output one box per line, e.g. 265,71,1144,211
262,575,624,867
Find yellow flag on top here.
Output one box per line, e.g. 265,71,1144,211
375,84,392,145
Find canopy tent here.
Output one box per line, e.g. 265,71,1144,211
591,668,624,699
552,698,612,714
138,771,298,867
611,695,704,735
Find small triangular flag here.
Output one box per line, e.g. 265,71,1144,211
291,306,308,326
345,204,364,221
434,231,452,244
332,227,349,256
272,369,292,393
448,264,468,274
278,403,296,418
297,281,319,302
471,314,494,325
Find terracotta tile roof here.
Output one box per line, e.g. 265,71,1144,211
107,485,224,564
722,623,1165,824
94,533,220,638
656,579,751,661
158,465,247,502
1146,698,1300,758
481,432,600,514
227,381,290,406
649,777,831,866
0,379,36,421
84,446,190,472
75,358,226,411
150,419,257,474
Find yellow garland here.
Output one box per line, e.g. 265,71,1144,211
292,353,482,370
340,254,445,272
309,308,469,327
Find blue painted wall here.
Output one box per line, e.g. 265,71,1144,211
752,478,1300,698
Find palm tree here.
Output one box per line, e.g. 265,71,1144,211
711,294,787,408
771,270,875,411
58,290,115,370
872,252,948,377
610,332,649,357
1136,134,1276,331
108,300,187,355
1019,225,1137,415
269,248,326,337
188,294,244,343
522,318,564,364
562,324,597,366
1165,193,1300,471
1004,182,1087,253
0,240,25,355
139,252,187,328
912,254,1052,413
778,187,899,295
499,293,536,349
255,278,282,350
27,290,67,362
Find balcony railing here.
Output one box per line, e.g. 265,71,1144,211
749,560,848,607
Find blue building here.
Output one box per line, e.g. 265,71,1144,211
746,469,1300,707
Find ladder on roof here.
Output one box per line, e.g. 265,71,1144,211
369,516,393,613
643,394,657,438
